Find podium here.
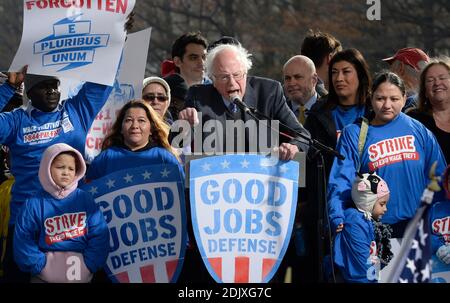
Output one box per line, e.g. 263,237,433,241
183,152,306,282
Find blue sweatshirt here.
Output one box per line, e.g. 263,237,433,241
0,82,112,224
86,145,183,181
430,200,450,254
13,189,109,275
0,82,16,104
328,113,446,229
334,208,377,283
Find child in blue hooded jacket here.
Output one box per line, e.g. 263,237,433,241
333,172,393,283
13,143,109,282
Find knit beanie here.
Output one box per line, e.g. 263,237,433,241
24,74,60,93
142,76,171,104
351,172,390,219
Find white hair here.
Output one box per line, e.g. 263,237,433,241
206,44,253,79
391,60,424,77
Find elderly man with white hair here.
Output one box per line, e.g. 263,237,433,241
178,44,310,160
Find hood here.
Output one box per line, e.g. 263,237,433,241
351,172,390,220
39,143,86,200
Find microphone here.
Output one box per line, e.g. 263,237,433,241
230,94,250,113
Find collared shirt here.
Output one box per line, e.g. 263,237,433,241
289,92,318,118
221,96,238,112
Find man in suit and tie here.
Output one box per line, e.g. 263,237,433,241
178,43,310,160
280,55,320,282
283,55,319,125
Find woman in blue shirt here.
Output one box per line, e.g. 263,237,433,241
328,72,446,236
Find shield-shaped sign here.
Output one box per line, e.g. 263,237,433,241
82,164,186,283
190,154,299,283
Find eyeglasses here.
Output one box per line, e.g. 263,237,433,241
142,94,169,102
425,75,450,85
213,71,246,83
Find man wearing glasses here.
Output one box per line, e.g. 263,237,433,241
178,43,310,160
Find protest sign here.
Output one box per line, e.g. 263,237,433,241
190,154,299,283
10,0,135,86
82,164,187,283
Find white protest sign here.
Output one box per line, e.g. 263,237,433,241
84,27,152,162
10,0,135,86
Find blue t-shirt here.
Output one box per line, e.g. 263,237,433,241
332,105,365,141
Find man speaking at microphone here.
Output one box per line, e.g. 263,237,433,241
178,43,310,160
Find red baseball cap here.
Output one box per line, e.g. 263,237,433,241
160,59,176,78
382,47,430,71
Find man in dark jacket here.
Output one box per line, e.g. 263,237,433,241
178,44,310,159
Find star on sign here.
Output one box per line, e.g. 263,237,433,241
88,186,98,195
240,159,250,168
221,160,230,169
260,157,277,167
123,174,133,183
161,168,170,177
106,179,115,189
201,162,211,172
142,171,152,180
279,165,289,173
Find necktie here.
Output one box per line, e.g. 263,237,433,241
297,105,306,124
229,102,238,113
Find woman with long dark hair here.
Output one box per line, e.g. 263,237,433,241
86,100,181,180
305,48,372,176
301,49,372,281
